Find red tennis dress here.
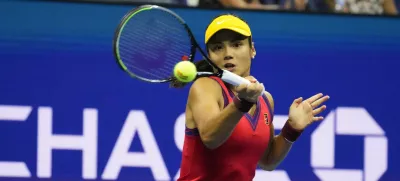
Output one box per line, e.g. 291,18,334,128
177,76,274,181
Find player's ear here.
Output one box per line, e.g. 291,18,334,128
251,42,256,59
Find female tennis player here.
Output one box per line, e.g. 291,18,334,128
174,14,329,181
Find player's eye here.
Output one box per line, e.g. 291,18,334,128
232,42,243,48
211,45,223,51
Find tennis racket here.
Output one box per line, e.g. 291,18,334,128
113,4,252,87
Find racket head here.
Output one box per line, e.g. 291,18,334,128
113,5,198,83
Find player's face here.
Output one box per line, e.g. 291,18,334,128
207,30,255,77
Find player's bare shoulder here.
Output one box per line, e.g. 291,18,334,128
263,91,275,112
188,77,222,102
186,77,223,129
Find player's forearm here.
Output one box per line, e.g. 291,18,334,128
200,103,245,149
259,120,303,170
259,134,293,171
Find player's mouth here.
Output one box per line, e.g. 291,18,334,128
224,63,236,72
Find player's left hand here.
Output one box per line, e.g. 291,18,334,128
288,93,330,131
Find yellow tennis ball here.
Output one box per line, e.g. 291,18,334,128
174,61,197,83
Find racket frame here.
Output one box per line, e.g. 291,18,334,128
113,5,252,87
113,5,177,83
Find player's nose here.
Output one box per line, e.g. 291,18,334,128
224,55,233,61
223,47,234,61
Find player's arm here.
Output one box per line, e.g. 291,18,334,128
258,92,294,171
258,126,294,171
188,77,262,149
259,92,329,171
188,78,243,149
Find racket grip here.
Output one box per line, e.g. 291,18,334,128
221,70,250,86
221,70,264,97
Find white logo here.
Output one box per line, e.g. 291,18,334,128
0,105,388,181
311,107,387,181
0,105,170,180
0,105,32,178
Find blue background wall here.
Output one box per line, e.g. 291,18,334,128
0,0,399,180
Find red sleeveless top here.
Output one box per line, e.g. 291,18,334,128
178,77,274,181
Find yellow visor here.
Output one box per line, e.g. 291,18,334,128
205,15,252,44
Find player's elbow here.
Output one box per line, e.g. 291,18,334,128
258,160,278,171
201,135,222,150
258,161,278,171
262,165,277,171
200,130,228,149
203,142,220,150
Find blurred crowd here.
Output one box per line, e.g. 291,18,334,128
130,0,399,15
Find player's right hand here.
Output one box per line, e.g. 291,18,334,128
235,76,264,103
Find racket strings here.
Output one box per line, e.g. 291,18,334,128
123,62,170,79
118,37,182,77
118,39,178,68
118,41,178,68
117,8,192,81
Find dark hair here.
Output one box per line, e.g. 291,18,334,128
170,13,252,89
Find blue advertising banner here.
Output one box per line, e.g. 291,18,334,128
0,1,399,180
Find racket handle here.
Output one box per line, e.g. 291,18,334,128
221,70,265,97
221,70,251,86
